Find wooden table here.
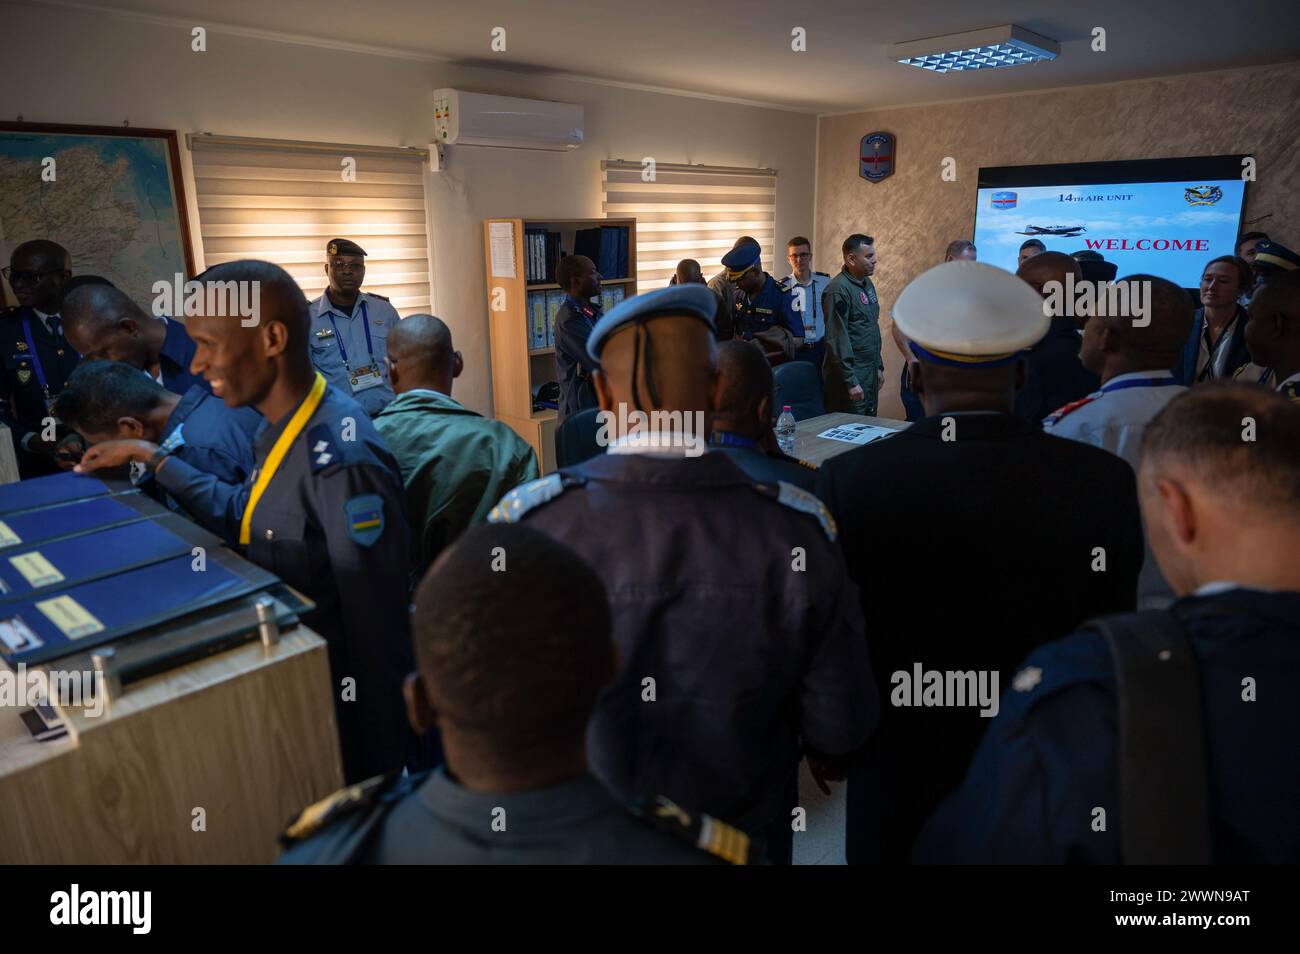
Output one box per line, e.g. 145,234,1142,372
792,412,908,468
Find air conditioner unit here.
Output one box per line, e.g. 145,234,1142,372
433,89,583,152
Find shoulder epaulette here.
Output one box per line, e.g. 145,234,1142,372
488,472,587,523
282,771,400,844
1041,392,1101,429
366,292,391,302
307,420,367,474
755,480,836,540
627,795,757,865
814,271,830,278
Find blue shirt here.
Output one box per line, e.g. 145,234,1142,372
914,588,1300,864
158,317,211,395
145,385,262,544
780,272,831,343
308,292,399,416
735,274,804,340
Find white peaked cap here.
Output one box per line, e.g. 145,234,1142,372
892,261,1049,363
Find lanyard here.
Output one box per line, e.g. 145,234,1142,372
795,277,820,335
324,299,374,371
20,317,52,402
1197,311,1238,382
1100,374,1177,394
239,372,327,546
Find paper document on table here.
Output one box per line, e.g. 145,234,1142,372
816,423,898,445
488,222,517,279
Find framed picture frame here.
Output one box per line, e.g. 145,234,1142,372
0,121,196,309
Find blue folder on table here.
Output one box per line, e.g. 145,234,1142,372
0,520,194,601
0,496,147,553
0,472,117,516
0,553,251,665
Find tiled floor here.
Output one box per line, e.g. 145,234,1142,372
792,761,846,865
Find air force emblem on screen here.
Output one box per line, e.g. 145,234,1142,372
991,191,1017,209
1184,185,1223,206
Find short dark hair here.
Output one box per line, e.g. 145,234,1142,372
1237,231,1269,253
555,254,588,291
1072,249,1104,262
842,233,874,256
944,240,975,261
412,523,612,751
1141,384,1300,512
715,340,776,434
58,274,115,308
787,236,811,251
1019,238,1047,253
53,360,167,434
1203,255,1253,291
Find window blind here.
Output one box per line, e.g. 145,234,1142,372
189,136,433,313
601,160,778,289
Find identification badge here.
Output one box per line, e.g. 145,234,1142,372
11,551,64,588
36,595,104,639
349,365,384,393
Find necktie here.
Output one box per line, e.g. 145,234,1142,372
47,314,63,341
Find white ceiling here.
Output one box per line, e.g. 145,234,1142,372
61,0,1300,112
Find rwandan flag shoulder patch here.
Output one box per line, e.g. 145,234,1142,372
344,494,385,547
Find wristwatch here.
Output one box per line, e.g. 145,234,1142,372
145,445,172,473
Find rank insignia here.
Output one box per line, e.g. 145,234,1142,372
16,341,27,352
344,494,385,547
16,370,31,384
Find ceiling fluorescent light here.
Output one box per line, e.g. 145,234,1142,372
891,24,1059,73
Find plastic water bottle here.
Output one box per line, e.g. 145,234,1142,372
776,405,797,457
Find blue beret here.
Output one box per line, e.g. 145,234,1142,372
720,242,761,278
587,285,717,364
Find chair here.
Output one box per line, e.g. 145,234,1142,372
773,361,825,421
555,407,604,468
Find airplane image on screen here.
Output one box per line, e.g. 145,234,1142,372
1015,224,1087,237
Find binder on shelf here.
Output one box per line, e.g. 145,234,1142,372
545,290,564,348
527,291,546,348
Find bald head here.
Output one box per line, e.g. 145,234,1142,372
1018,251,1082,299
387,313,461,396
675,259,704,285
1079,275,1193,379
61,282,160,369
11,239,69,270
713,340,774,440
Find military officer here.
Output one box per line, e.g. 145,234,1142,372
722,241,805,359
61,280,209,394
1043,275,1192,609
822,234,883,415
1241,271,1300,402
308,238,399,417
553,254,603,424
279,523,750,864
76,260,414,784
916,386,1300,864
708,236,760,342
1,239,82,477
816,261,1144,863
54,360,262,546
780,235,831,368
489,284,878,864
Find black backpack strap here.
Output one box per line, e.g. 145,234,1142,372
1087,609,1212,864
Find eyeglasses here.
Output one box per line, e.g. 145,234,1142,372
787,252,812,260
2,266,62,284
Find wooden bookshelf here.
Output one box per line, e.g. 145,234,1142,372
482,217,637,473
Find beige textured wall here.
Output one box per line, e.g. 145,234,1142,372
816,62,1300,419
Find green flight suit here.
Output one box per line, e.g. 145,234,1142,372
821,267,882,415
374,389,539,579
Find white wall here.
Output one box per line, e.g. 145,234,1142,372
1,2,817,414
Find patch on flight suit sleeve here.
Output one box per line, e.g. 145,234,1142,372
344,493,385,547
772,481,837,541
627,795,756,865
488,472,586,524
